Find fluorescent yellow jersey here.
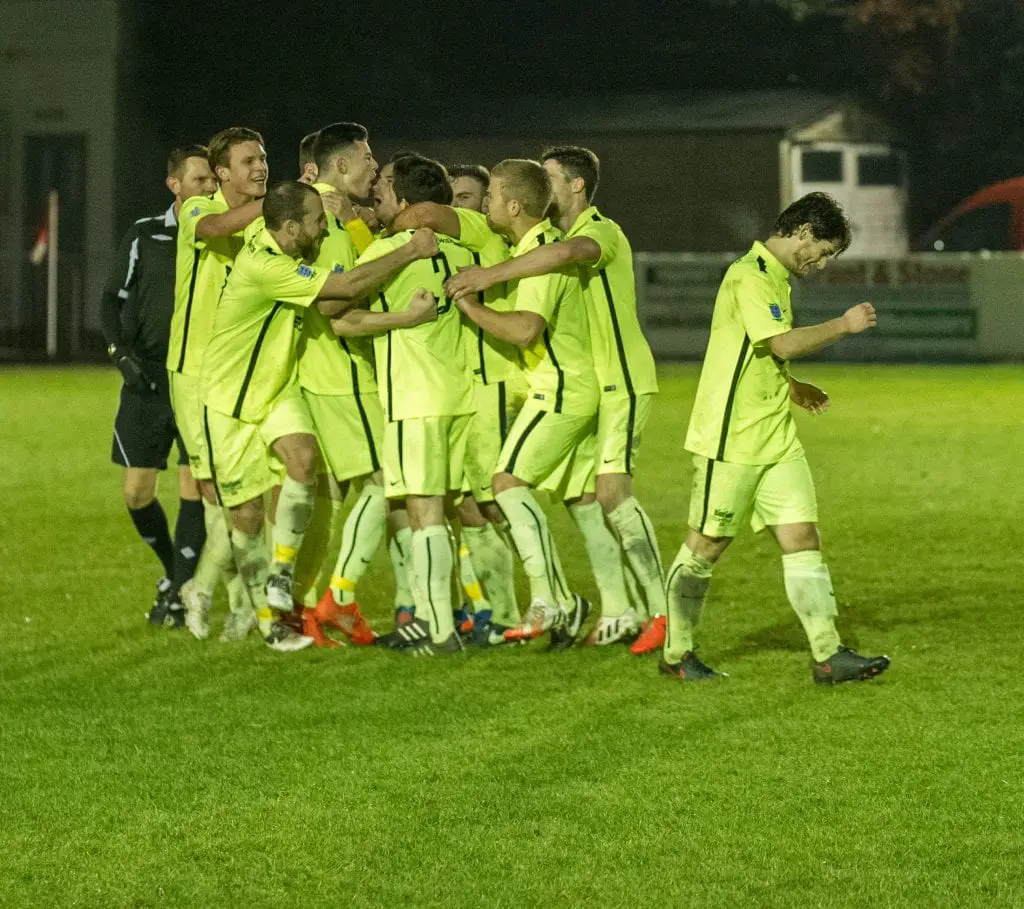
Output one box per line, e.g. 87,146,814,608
294,183,377,397
510,220,599,417
567,206,658,396
454,208,519,386
685,241,802,465
359,232,475,421
168,190,245,377
201,227,330,423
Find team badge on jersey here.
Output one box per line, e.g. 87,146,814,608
332,264,346,273
190,206,200,217
769,303,783,320
297,264,314,278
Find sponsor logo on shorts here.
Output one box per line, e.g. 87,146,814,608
294,314,304,331
533,393,546,401
713,507,735,523
297,264,314,278
220,479,243,495
603,384,617,392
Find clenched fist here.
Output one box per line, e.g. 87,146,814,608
841,302,877,335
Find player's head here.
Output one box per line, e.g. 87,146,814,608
208,127,268,198
263,181,327,263
770,192,852,276
541,145,599,218
374,154,451,230
486,159,552,235
448,164,490,213
298,131,319,184
165,144,216,203
313,122,377,199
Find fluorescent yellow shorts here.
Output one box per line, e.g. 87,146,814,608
596,391,655,476
539,429,596,501
303,389,384,483
496,399,597,487
383,414,471,499
205,386,315,508
688,452,818,538
169,370,211,481
464,378,528,503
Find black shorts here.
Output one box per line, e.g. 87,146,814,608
111,368,189,470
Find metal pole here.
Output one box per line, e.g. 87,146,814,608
46,189,59,359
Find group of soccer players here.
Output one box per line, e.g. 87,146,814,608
103,121,891,682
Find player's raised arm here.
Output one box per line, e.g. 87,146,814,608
392,201,462,239
194,199,264,239
315,228,438,315
332,289,438,337
445,237,600,300
769,302,876,360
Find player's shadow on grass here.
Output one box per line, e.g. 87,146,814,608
716,600,962,660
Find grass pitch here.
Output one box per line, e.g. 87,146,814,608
1,364,1022,909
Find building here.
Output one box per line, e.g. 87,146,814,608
373,89,908,257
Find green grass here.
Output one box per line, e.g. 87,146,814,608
2,364,1023,908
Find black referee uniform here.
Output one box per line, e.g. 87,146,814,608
101,205,188,470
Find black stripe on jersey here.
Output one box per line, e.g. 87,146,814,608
504,409,544,474
497,380,508,444
175,247,202,373
592,212,637,400
202,406,222,507
378,291,394,421
541,329,564,413
624,393,637,475
698,458,715,533
472,251,488,384
715,335,751,461
232,302,284,418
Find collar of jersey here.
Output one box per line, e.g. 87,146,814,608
163,203,177,227
566,205,600,237
513,218,553,256
258,227,292,259
312,181,341,196
751,241,788,280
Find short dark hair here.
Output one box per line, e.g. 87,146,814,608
773,192,852,252
491,159,552,218
312,122,369,172
298,131,319,170
167,144,209,178
263,181,319,230
448,164,490,190
542,145,600,203
388,149,421,165
208,127,264,172
392,155,453,205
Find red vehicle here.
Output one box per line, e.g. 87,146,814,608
916,177,1024,252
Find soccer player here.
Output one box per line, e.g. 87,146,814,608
337,155,477,655
448,164,490,213
454,159,597,648
445,146,664,652
198,181,438,651
101,145,216,626
169,127,267,642
660,192,891,683
294,122,387,646
298,131,319,184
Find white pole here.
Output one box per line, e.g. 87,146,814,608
46,189,59,359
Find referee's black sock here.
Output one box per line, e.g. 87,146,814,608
172,498,206,598
129,500,175,579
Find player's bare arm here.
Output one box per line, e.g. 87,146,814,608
456,296,545,348
194,199,264,239
445,237,600,301
769,302,876,360
391,202,462,239
332,289,438,337
788,377,830,415
315,228,438,315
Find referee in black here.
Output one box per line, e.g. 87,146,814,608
101,145,217,626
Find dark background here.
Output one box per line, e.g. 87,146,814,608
121,0,1024,237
